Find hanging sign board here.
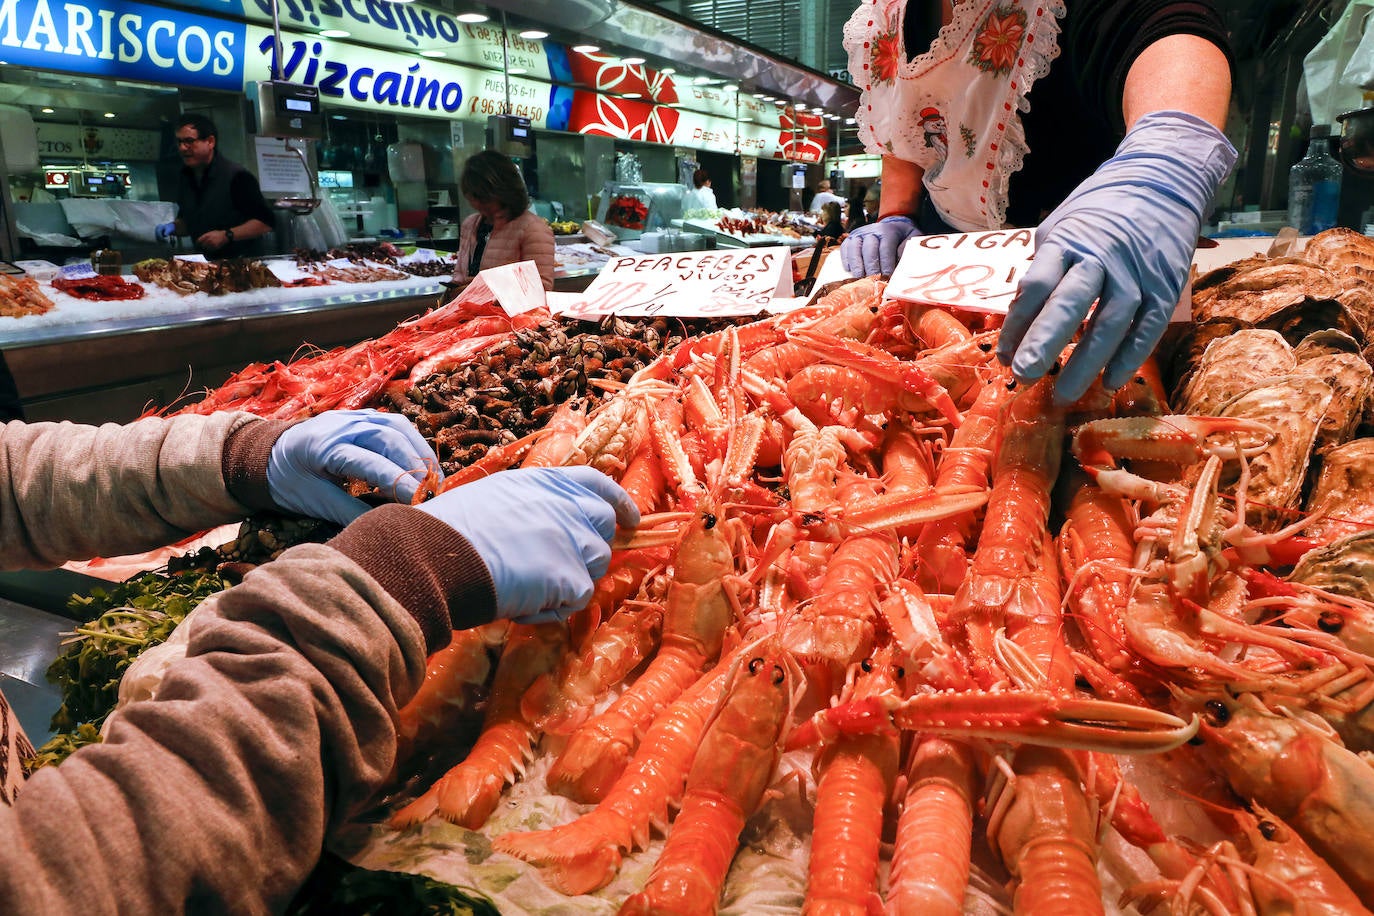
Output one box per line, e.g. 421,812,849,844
553,248,790,319
253,137,311,195
454,260,546,316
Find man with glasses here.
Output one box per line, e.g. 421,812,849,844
157,114,276,260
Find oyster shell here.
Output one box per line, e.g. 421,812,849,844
1191,257,1342,325
1301,227,1374,288
1177,329,1294,416
1304,439,1374,543
1288,529,1374,603
1294,349,1373,454
1217,375,1332,529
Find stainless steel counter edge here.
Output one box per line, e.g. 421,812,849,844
0,281,446,351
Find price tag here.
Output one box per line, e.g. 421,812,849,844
887,229,1035,314
888,228,1194,323
455,260,546,316
556,248,790,319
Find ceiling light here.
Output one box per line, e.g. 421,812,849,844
845,117,856,124
456,12,487,22
420,49,446,58
508,67,527,75
693,76,712,85
518,29,548,39
723,84,738,93
660,67,676,75
763,95,775,101
622,56,645,65
103,111,115,118
774,99,786,106
572,44,599,53
319,29,350,38
622,92,642,99
752,92,765,98
332,114,347,120
812,106,824,113
40,107,53,114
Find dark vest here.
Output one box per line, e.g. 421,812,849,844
177,153,266,260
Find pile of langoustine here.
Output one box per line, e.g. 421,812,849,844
302,267,1374,915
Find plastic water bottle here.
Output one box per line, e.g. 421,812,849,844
1288,124,1343,234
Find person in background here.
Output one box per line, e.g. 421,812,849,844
156,113,275,260
449,149,556,293
817,200,845,242
809,178,846,216
845,186,871,233
0,407,637,912
839,0,1235,405
682,168,717,212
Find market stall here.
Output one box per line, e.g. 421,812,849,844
10,227,1374,913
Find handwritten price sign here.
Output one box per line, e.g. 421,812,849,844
887,229,1035,314
458,260,546,316
554,248,791,319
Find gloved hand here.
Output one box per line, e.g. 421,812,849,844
997,111,1237,404
417,466,639,623
267,409,440,527
155,222,177,241
840,215,920,277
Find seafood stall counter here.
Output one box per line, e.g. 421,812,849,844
0,251,452,424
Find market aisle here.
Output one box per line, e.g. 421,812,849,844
0,598,67,745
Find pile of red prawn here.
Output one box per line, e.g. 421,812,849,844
173,275,1374,913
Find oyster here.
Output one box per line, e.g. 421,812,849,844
1177,329,1294,416
1288,529,1374,603
1294,348,1373,455
1304,439,1374,543
1217,375,1332,529
1191,257,1342,325
1301,227,1374,288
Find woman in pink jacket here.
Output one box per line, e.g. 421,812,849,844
450,149,556,292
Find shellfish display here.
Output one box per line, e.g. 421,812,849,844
34,231,1374,913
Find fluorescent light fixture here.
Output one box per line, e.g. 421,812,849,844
660,67,676,74
693,76,712,85
332,114,347,120
845,117,856,124
456,12,488,22
320,29,350,38
763,95,776,101
723,84,738,92
518,29,548,39
40,107,54,113
622,56,645,65
420,49,446,58
103,111,115,118
508,67,527,75
572,44,599,53
621,92,642,99
774,99,787,106
752,92,765,98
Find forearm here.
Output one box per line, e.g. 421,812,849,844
0,414,270,569
1122,34,1231,130
233,218,274,241
877,156,926,220
0,545,434,915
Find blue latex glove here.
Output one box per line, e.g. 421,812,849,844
418,467,639,623
155,222,177,241
840,215,920,277
997,111,1237,404
267,409,440,527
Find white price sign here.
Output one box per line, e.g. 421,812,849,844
556,248,791,319
887,229,1036,314
455,260,546,316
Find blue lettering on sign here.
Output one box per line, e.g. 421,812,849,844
246,0,467,48
0,0,244,90
267,36,463,113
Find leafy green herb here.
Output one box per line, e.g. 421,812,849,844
23,722,102,774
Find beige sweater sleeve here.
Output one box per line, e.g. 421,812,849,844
0,413,266,570
0,506,496,914
451,211,556,290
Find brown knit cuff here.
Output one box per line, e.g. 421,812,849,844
222,419,294,512
329,503,497,651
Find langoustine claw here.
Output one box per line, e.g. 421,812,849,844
788,689,1199,755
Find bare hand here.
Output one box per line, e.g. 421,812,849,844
197,229,230,251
